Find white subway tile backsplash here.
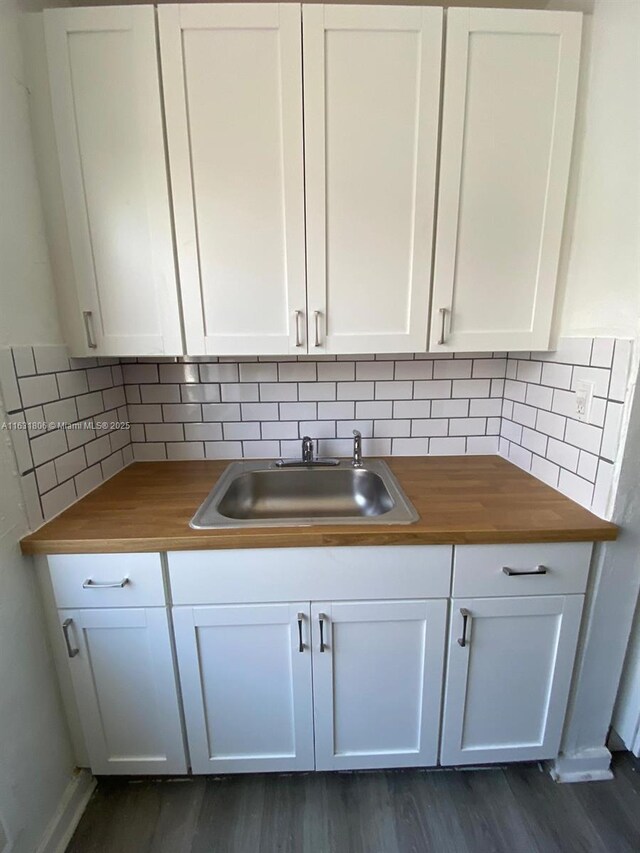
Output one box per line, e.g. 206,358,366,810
30,429,68,466
592,460,615,517
525,383,553,410
373,420,410,438
280,402,316,421
536,409,566,440
199,363,238,383
392,438,429,456
516,360,542,383
590,338,615,369
414,380,451,399
278,362,316,382
430,437,466,456
530,455,560,488
184,423,223,442
167,442,205,460
452,379,490,398
600,401,624,462
124,363,159,384
299,421,336,440
394,400,432,419
145,423,185,442
336,420,373,438
19,374,59,408
472,359,506,379
242,440,281,458
11,346,36,378
203,403,241,422
521,427,548,457
33,345,69,375
467,436,500,454
317,362,355,381
205,441,242,459
541,362,573,390
564,419,602,455
338,382,374,401
356,362,394,381
469,398,502,418
375,381,413,400
221,383,259,403
449,418,486,436
262,421,299,440
224,422,261,440
41,480,76,520
260,383,298,402
180,384,221,403
547,437,579,472
140,384,181,404
434,360,472,379
318,402,354,420
394,361,433,380
501,420,523,444
239,363,278,382
508,443,532,471
241,403,279,421
299,383,337,402
558,469,594,509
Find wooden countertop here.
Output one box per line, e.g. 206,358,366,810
20,456,618,555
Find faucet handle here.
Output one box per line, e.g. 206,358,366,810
353,429,361,438
352,429,363,467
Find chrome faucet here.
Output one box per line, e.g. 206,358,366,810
301,436,314,464
352,430,363,467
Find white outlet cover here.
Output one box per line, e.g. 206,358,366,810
575,380,594,422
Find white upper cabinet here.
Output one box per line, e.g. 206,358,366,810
303,5,443,353
159,4,307,355
431,9,582,353
44,7,183,356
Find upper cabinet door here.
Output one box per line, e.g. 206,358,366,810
303,6,443,354
431,9,582,353
45,7,183,356
159,4,306,355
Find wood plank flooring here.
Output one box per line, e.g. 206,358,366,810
67,753,640,853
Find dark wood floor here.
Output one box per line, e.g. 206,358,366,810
68,753,640,853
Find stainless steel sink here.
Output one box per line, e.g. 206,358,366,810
190,459,419,528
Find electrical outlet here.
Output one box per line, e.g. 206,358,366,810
575,380,594,422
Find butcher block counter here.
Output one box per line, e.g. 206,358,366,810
20,456,617,555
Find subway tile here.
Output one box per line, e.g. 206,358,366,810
54,447,87,483
224,422,260,440
0,350,24,412
41,480,76,520
318,402,354,420
487,418,501,435
411,419,448,437
133,443,167,461
535,338,592,365
280,402,316,421
299,421,336,440
299,383,336,402
541,362,572,390
260,383,298,402
356,362,394,381
512,403,537,429
469,398,502,418
87,366,113,391
242,440,281,459
431,399,468,418
141,384,181,404
377,353,414,361
600,401,624,461
356,401,392,419
531,454,560,488
434,360,472,380
5,413,33,473
490,379,505,397
467,436,500,455
564,419,602,455
393,400,431,419
526,383,553,410
319,439,353,457
392,438,429,456
577,451,599,482
203,403,241,422
109,429,130,453
536,409,566,440
503,380,527,403
85,435,112,466
590,338,615,369
127,404,163,423
452,379,490,399
74,464,103,497
375,381,413,400
261,421,299,440
66,422,96,449
111,364,123,386
101,450,125,480
76,392,106,420
205,441,242,459
521,428,548,457
571,366,610,398
57,369,89,398
44,398,78,428
374,420,410,438
279,440,304,458
241,402,279,421
506,361,517,380
501,420,523,444
472,358,506,379
414,380,451,399
31,429,68,466
429,437,466,456
145,423,185,442
239,363,278,382
123,363,159,384
318,362,355,381
546,437,579,472
167,442,205,460
394,361,433,380
69,356,98,370
19,374,59,408
181,384,220,403
592,460,614,518
590,397,607,428
337,382,374,401
363,438,391,455
221,383,259,403
558,469,594,509
516,360,542,384
551,389,577,419
21,471,44,529
508,443,532,472
125,385,141,405
199,363,239,383
502,400,514,420
103,387,126,410
33,345,69,374
184,423,223,442
609,339,632,402
278,362,316,382
336,420,373,438
122,444,134,467
11,346,35,377
449,418,486,436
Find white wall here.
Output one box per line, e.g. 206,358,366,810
0,0,76,850
552,0,640,341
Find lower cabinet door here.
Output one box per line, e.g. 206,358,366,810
173,603,315,773
59,608,186,774
441,595,584,765
311,599,447,770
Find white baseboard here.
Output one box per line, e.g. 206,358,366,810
36,769,96,853
550,746,614,783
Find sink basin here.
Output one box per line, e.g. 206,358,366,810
190,459,419,528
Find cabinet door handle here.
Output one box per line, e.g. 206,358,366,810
82,311,98,349
314,311,322,347
82,578,130,589
319,612,327,652
294,310,303,347
457,608,471,648
502,565,548,577
62,618,79,658
438,307,448,345
297,612,305,653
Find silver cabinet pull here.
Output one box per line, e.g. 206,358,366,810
83,578,130,589
62,618,79,658
438,307,448,345
319,612,327,652
294,310,303,347
314,310,322,347
457,608,471,647
82,311,97,349
297,612,305,653
503,565,548,577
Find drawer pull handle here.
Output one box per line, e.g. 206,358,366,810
62,618,79,658
297,612,305,653
438,307,448,345
319,612,327,652
502,565,548,577
314,310,322,347
83,578,130,589
294,310,303,347
457,608,471,647
82,310,98,349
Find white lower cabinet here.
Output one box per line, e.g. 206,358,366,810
440,595,584,765
58,608,186,774
173,603,315,773
311,600,447,770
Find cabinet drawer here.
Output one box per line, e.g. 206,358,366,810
48,553,165,609
168,546,452,605
452,543,593,598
